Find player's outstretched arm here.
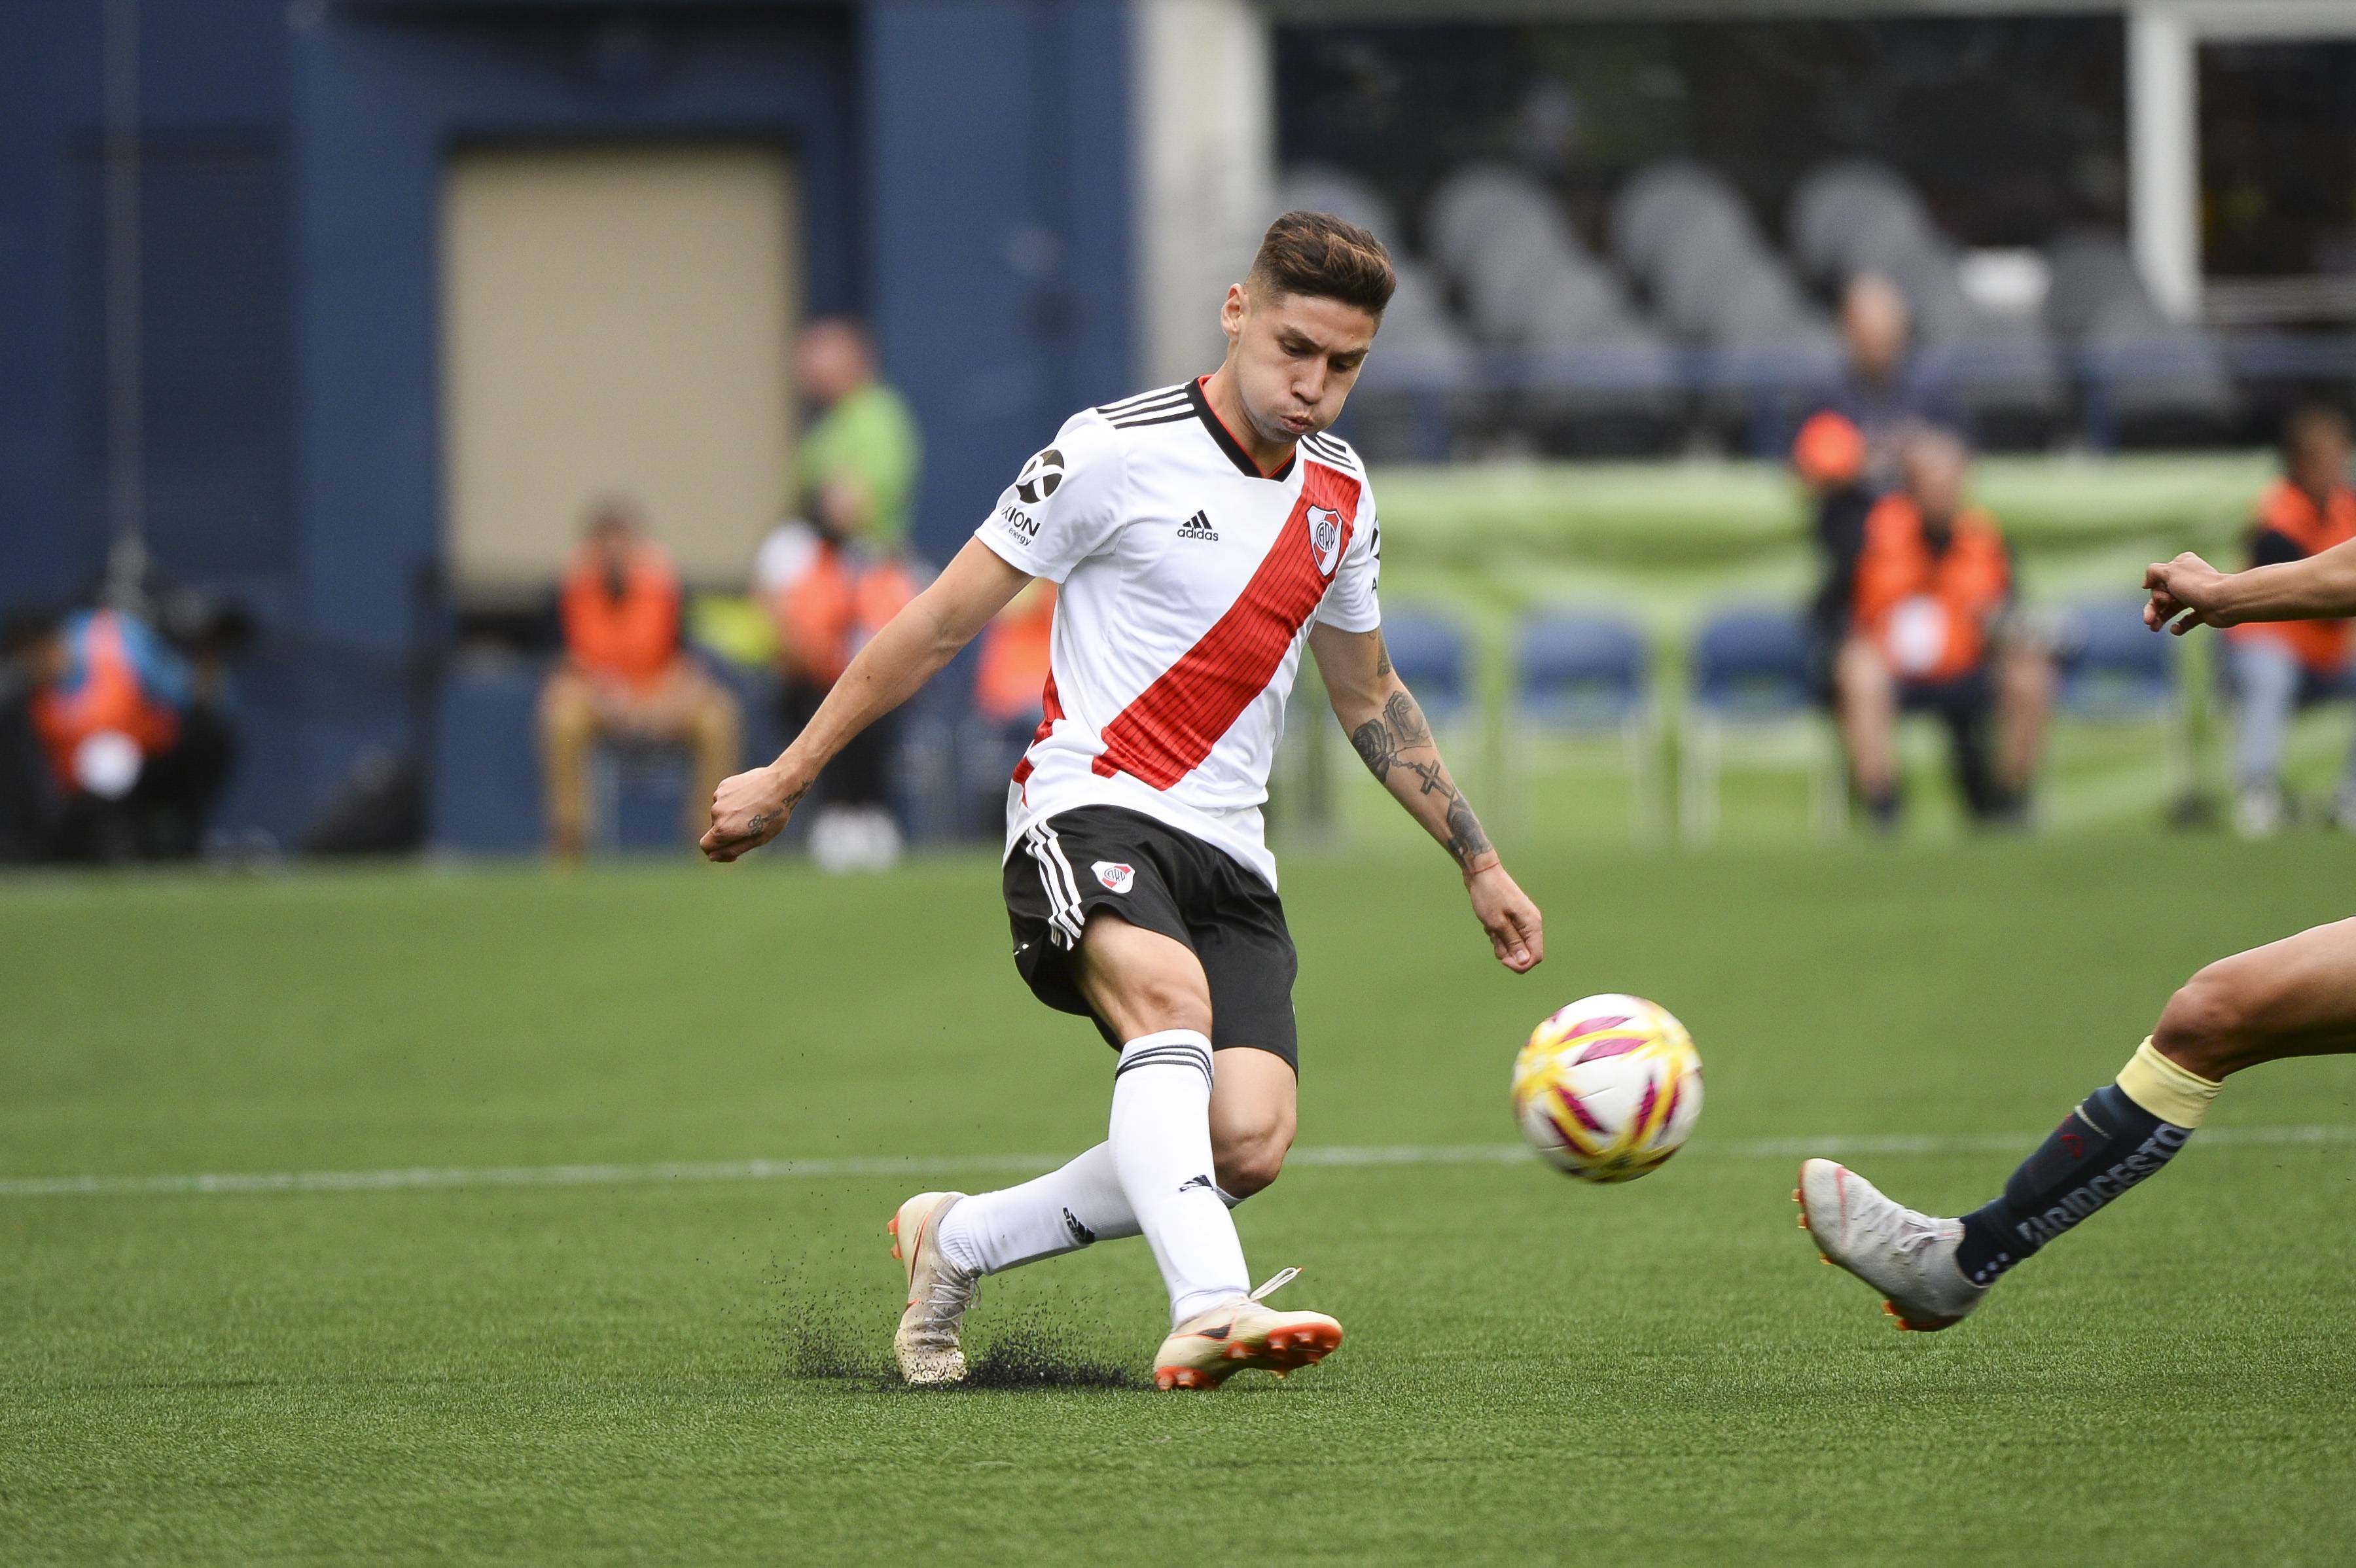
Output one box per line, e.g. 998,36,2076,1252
2147,537,2356,633
700,541,1030,862
1308,621,1543,973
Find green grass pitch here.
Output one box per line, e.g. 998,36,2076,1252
5,832,2355,1565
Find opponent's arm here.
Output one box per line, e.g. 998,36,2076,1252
1308,621,1543,973
701,540,1029,862
2146,537,2356,633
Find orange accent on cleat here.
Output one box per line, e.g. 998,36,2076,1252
887,1211,902,1260
1155,1366,1219,1391
1880,1298,1960,1332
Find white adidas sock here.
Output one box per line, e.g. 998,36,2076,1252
934,1143,1140,1275
1107,1029,1251,1327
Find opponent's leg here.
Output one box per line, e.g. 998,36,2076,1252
1801,916,2356,1329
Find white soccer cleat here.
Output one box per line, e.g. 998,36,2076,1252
1151,1268,1343,1391
888,1190,979,1386
1794,1159,1986,1332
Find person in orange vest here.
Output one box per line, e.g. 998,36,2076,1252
0,604,236,862
751,508,924,873
2223,406,2356,836
1836,429,2052,828
1794,276,1969,700
538,497,742,859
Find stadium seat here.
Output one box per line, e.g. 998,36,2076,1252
429,656,544,853
1788,160,1935,287
1427,166,1573,286
1680,607,1845,842
1277,164,1402,251
1611,160,1832,450
2084,303,2238,448
1418,166,1683,454
1344,258,1477,462
2043,230,2151,342
1381,611,1473,726
589,738,694,853
2055,597,2190,797
1510,609,1664,840
1609,162,1752,282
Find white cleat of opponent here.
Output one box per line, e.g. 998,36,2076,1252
1151,1268,1343,1391
889,1190,979,1386
1794,1158,1987,1332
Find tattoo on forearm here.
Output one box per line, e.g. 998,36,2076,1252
1401,757,1448,796
1343,685,1493,868
1383,689,1429,749
1444,795,1492,869
1348,691,1432,782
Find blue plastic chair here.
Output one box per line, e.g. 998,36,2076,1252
2059,598,2177,721
1690,609,1814,719
1512,610,1662,839
1681,607,1844,840
2058,596,2188,794
1517,612,1649,729
1382,611,1472,724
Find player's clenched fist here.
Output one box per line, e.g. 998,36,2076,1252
2144,552,2232,634
700,765,808,863
1467,862,1544,974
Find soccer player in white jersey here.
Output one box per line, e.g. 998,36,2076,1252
701,211,1544,1388
1800,539,2356,1330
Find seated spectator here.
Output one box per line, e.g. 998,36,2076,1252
1835,430,2051,829
0,605,235,863
749,317,925,872
539,498,741,859
1795,276,1967,696
2224,405,2356,837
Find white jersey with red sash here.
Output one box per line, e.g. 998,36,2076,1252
972,378,1382,889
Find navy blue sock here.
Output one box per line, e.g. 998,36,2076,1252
1953,1084,2196,1286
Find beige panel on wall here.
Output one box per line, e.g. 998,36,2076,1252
442,144,798,592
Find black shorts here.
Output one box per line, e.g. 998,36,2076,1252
1002,805,1300,1069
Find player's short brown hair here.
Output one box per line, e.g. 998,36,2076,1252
1247,211,1395,316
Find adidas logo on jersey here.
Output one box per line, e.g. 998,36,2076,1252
1176,510,1219,542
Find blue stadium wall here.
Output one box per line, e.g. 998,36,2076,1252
0,0,1134,844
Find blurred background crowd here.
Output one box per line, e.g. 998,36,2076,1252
6,0,2356,867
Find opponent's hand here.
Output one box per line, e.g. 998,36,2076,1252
700,765,808,863
1465,861,1543,974
2145,552,2234,634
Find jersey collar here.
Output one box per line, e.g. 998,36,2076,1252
1189,376,1295,483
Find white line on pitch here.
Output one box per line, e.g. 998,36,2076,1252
0,1123,2347,1201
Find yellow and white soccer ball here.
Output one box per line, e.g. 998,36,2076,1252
1510,993,1703,1183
